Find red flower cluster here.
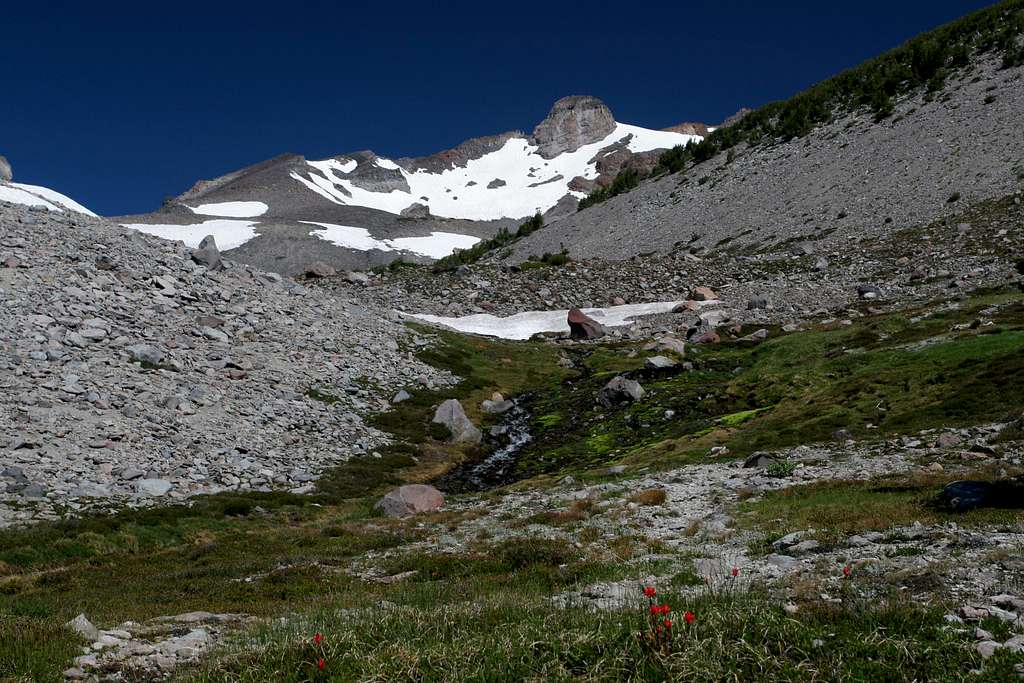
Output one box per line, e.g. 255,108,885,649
643,586,657,597
650,604,671,615
684,611,695,624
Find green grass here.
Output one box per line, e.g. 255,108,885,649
738,470,1024,551
183,588,1024,682
483,291,1024,483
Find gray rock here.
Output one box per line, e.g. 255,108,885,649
392,389,412,404
532,96,616,159
191,235,222,270
304,261,336,278
644,355,676,369
126,344,164,366
136,479,173,497
66,614,101,641
432,399,481,444
375,484,445,517
0,155,11,182
598,376,644,407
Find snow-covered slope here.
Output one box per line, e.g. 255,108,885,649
0,182,97,216
118,96,706,274
290,123,700,221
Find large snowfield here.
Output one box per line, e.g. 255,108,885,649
0,182,97,216
289,123,700,221
407,301,686,340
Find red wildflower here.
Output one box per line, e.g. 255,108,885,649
664,619,673,628
317,658,325,670
650,604,660,615
732,567,739,577
843,565,852,577
660,604,671,615
314,633,323,645
643,586,657,598
684,611,695,624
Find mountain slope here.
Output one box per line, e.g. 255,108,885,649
119,97,703,275
509,1,1024,263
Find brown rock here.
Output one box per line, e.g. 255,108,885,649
304,262,336,278
375,484,444,518
568,308,605,339
693,329,721,344
689,286,717,301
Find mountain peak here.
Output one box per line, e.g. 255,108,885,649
531,96,616,159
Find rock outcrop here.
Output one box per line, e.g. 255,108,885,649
0,155,12,182
531,96,616,159
375,484,445,517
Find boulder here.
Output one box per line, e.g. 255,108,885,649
812,257,830,272
652,336,686,355
304,262,336,278
0,155,11,182
375,484,444,518
857,284,882,300
743,452,778,468
644,355,676,369
392,389,412,404
936,478,1024,512
66,614,100,641
482,398,514,414
399,202,430,219
345,271,370,285
191,235,222,270
567,308,605,340
136,479,173,497
746,296,769,310
126,344,164,366
689,286,717,301
599,376,644,407
432,399,481,444
737,328,769,344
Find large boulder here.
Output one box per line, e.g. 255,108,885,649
0,155,11,182
375,484,444,518
599,376,644,407
191,235,222,270
568,308,605,340
936,478,1024,512
304,261,336,278
689,286,718,301
432,399,481,444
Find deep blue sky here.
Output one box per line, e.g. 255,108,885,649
1,0,995,216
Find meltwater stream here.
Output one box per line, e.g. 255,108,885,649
438,398,533,492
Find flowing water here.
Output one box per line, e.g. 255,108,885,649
437,397,533,492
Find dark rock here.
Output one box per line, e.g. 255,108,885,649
486,179,507,189
747,296,769,310
567,308,605,339
936,478,1024,512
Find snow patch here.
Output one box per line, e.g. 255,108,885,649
302,221,479,259
1,182,97,216
291,122,701,221
187,201,268,218
407,302,684,341
122,220,259,250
